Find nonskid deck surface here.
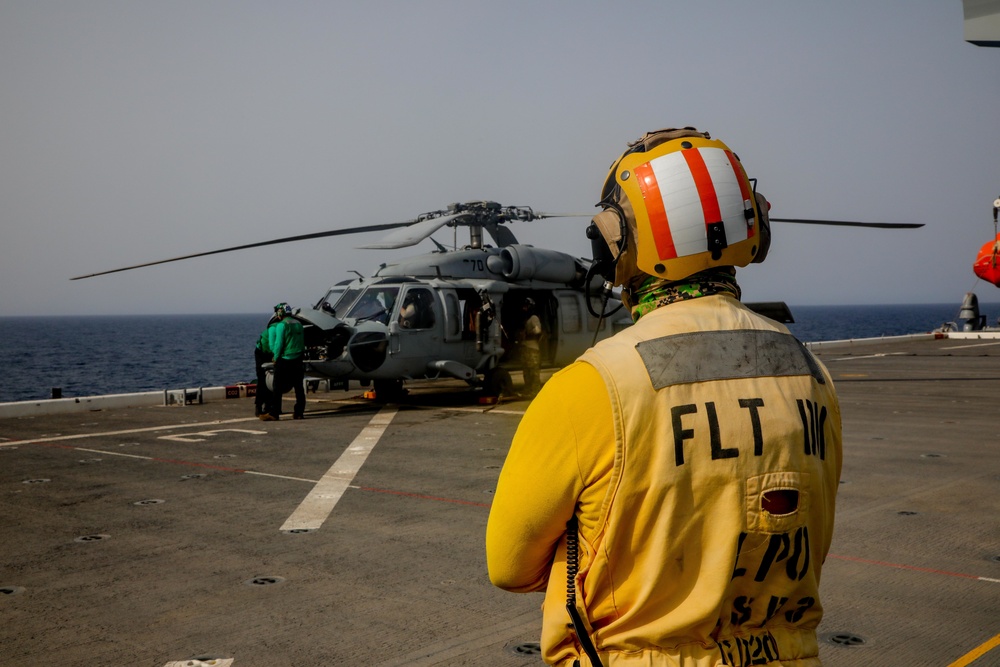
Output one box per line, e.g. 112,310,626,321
0,335,997,666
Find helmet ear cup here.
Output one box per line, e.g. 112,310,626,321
586,221,617,281
589,207,626,283
750,191,771,264
590,209,624,259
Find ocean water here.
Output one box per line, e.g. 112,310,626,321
0,314,264,404
0,302,992,404
784,302,983,343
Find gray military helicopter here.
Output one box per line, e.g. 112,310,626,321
72,199,922,398
72,201,628,398
292,201,627,397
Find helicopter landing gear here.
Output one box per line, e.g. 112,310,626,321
482,368,513,397
372,379,407,402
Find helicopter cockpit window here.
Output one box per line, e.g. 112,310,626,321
346,286,399,325
323,287,362,316
398,288,436,330
318,288,348,314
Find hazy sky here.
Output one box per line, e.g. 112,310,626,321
2,1,998,316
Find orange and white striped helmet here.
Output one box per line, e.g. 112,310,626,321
592,129,769,285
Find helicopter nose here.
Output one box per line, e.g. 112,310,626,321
347,330,389,372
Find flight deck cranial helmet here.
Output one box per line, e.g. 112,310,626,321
588,127,771,295
274,302,292,317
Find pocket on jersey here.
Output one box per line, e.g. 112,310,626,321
746,472,810,534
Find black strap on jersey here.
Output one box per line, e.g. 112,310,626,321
566,517,604,667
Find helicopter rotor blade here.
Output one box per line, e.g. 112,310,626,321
529,212,922,228
770,217,924,229
358,212,472,249
531,211,594,219
69,220,417,280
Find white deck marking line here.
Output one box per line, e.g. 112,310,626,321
280,406,398,532
831,352,907,361
941,340,1000,350
0,416,263,447
73,447,152,461
159,428,267,442
54,445,322,483
244,470,324,484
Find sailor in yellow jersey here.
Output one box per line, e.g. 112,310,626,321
486,128,842,667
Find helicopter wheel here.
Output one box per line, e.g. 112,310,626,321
483,368,513,397
372,379,406,402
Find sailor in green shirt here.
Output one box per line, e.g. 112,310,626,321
262,302,306,420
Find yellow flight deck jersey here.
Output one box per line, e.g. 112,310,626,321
487,294,842,667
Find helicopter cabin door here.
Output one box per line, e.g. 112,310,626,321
388,286,442,369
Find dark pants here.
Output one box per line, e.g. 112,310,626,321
254,348,274,415
271,356,305,418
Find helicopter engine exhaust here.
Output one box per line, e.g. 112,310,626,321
488,245,580,284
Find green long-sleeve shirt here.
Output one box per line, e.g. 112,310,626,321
268,317,305,360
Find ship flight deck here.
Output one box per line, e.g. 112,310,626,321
0,334,998,666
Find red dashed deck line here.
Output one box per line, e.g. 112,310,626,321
25,437,1000,574
829,553,999,584
358,486,492,508
24,439,491,507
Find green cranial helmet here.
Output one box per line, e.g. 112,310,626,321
274,302,293,317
